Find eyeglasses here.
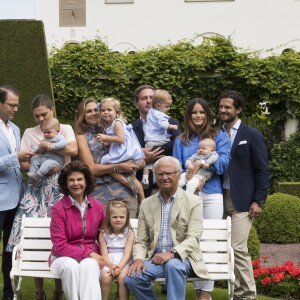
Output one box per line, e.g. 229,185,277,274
86,108,99,114
156,171,179,178
5,102,19,109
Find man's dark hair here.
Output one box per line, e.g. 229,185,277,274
133,85,155,102
0,85,19,104
218,90,244,117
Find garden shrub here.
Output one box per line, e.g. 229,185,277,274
256,193,300,243
270,131,300,193
248,226,260,259
0,20,54,133
278,182,300,197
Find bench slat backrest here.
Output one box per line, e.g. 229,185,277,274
130,217,232,277
16,216,231,277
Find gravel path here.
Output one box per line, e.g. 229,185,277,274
260,243,300,267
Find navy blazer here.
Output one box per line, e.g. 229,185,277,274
227,122,269,212
131,117,181,156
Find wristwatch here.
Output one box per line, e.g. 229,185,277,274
255,200,265,209
200,159,206,165
170,249,180,259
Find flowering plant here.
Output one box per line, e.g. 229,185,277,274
252,256,300,298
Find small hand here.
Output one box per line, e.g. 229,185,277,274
39,141,52,154
96,133,108,144
248,202,262,218
202,163,209,169
47,144,54,151
47,165,61,175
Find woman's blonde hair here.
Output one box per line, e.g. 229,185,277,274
151,89,172,108
100,98,126,127
75,98,99,135
103,201,132,234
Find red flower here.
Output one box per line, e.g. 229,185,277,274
252,259,261,269
273,273,285,283
259,267,269,275
253,269,260,278
261,277,272,285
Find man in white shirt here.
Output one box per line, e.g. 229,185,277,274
0,85,33,300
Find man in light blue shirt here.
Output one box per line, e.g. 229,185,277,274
0,86,33,300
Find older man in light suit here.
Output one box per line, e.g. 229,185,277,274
125,156,208,300
0,86,33,300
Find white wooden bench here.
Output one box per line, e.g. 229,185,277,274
131,217,235,300
11,215,234,300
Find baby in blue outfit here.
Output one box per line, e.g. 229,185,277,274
27,118,67,185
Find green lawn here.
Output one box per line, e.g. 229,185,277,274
0,241,275,299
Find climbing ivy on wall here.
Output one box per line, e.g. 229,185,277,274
49,36,300,141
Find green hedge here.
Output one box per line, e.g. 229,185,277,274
49,36,300,191
0,20,53,133
49,36,300,133
278,182,300,197
269,131,300,193
255,193,300,243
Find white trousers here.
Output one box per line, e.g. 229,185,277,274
50,257,101,300
193,192,223,292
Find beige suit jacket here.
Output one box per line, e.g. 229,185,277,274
133,188,209,279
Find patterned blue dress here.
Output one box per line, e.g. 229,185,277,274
85,126,137,214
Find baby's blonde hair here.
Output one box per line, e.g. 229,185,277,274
151,89,172,107
199,138,216,151
42,117,60,132
100,98,126,127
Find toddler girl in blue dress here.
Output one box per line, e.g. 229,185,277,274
97,98,145,202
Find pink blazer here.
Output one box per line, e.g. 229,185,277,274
50,194,105,263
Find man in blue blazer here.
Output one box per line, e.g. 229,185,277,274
218,90,269,300
131,85,181,197
0,86,33,300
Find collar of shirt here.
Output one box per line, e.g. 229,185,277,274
70,195,89,217
0,119,17,152
158,190,177,204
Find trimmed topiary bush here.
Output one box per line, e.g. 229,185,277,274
256,193,300,243
0,20,54,133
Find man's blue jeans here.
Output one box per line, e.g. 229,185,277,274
125,258,194,300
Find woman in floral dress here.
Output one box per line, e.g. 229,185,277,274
75,98,144,218
7,95,77,300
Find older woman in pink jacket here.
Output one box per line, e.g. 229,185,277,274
49,160,106,300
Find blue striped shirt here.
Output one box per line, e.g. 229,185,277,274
156,192,176,253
